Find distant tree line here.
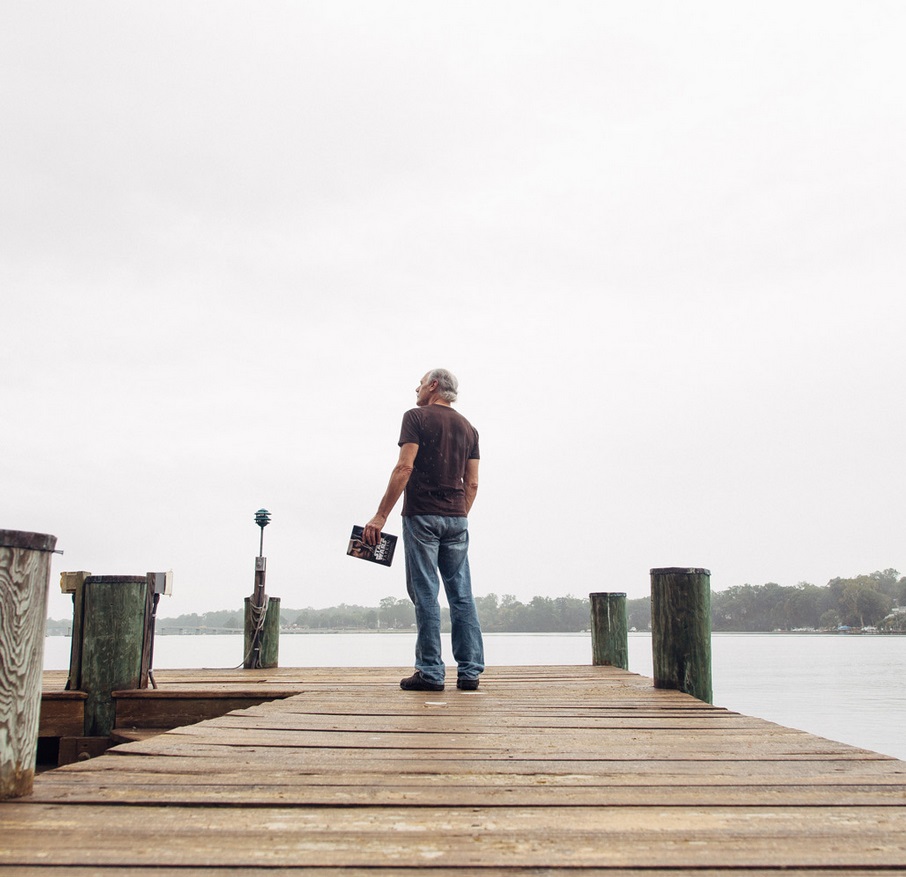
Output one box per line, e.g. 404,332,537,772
290,569,906,633
289,594,651,633
288,595,595,633
45,569,906,634
710,569,905,631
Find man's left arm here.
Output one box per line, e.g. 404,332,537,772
363,443,419,546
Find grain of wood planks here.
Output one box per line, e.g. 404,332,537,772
4,664,906,874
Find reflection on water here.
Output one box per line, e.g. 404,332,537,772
42,630,906,761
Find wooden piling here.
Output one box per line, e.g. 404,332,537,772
79,576,152,736
0,529,56,799
650,567,712,704
244,596,280,669
589,592,628,668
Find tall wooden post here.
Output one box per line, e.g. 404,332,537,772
79,575,152,736
650,567,712,704
0,529,57,799
589,592,628,669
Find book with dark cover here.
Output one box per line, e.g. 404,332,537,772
347,525,397,567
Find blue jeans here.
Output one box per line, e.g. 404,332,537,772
403,515,484,685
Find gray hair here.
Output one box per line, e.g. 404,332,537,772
427,368,459,403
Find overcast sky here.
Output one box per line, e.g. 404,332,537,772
3,2,904,621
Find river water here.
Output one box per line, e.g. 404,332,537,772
42,631,906,761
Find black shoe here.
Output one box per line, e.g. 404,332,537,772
400,671,444,691
456,676,480,690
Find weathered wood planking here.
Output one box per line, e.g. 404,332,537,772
4,802,906,868
5,664,906,874
36,691,86,737
9,866,902,877
112,690,299,729
42,667,309,738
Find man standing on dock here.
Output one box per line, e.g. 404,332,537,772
363,368,484,692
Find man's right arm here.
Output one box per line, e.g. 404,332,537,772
363,442,419,545
463,458,479,514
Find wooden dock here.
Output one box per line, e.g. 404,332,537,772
3,664,906,873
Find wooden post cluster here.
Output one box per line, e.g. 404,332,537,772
589,592,628,669
0,529,57,799
650,567,712,704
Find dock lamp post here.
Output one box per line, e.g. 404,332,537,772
255,508,271,560
245,508,272,669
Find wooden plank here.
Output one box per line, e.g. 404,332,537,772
194,708,782,730
43,666,312,691
165,719,840,741
37,691,86,737
2,804,906,868
8,870,906,877
42,663,690,690
26,774,906,806
112,692,296,729
108,728,167,744
41,752,906,783
107,729,888,760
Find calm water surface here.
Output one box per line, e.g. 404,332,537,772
43,631,906,761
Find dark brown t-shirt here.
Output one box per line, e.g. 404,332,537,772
398,405,480,517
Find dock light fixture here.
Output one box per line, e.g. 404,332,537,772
254,508,271,557
150,570,174,596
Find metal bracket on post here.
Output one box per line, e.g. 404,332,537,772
143,571,173,690
60,571,91,692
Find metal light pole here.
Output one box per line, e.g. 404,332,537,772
245,508,271,669
255,509,271,587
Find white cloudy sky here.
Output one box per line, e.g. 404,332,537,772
2,2,904,620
